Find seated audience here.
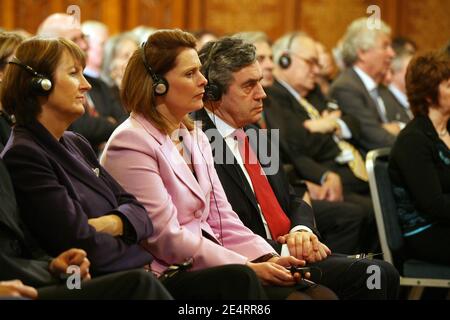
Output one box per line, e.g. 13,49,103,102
101,29,336,300
194,35,399,299
266,31,378,253
0,36,266,300
236,31,379,255
0,31,25,148
389,51,450,266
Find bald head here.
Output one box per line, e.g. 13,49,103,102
37,13,88,52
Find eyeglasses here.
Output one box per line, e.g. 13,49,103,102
290,52,320,69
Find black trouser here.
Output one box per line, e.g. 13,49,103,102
161,264,337,300
308,253,400,300
38,269,172,300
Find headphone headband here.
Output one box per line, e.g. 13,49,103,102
140,41,169,96
8,59,52,94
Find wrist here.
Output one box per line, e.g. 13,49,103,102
252,252,280,263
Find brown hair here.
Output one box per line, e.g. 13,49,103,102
1,37,85,125
406,51,450,117
121,29,197,133
0,32,25,71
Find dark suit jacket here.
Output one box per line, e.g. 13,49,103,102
379,86,412,123
265,80,359,184
389,115,450,234
1,121,153,275
69,75,127,152
194,108,319,253
0,158,60,287
330,68,397,152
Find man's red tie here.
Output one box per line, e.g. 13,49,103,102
234,129,291,239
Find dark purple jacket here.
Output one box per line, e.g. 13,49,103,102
1,121,153,276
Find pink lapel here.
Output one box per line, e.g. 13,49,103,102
131,113,207,206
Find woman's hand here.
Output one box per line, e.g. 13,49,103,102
49,248,91,281
88,214,124,236
0,280,38,299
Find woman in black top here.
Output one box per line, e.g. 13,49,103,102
389,51,450,265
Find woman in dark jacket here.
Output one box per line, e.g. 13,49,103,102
389,51,450,265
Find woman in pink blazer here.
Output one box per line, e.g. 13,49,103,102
101,29,335,300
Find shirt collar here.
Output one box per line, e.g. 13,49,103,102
388,84,409,108
353,66,378,93
276,78,303,101
205,108,238,140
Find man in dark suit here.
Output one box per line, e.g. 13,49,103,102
195,36,399,299
37,13,127,153
329,17,400,153
0,158,171,299
231,32,374,255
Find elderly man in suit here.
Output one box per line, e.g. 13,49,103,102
194,35,399,299
329,17,399,153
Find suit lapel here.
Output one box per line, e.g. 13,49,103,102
24,122,117,206
348,69,384,122
273,80,310,120
132,114,206,205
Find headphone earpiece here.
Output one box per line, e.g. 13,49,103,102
204,83,222,101
278,53,292,69
140,42,169,96
277,32,297,70
8,60,52,95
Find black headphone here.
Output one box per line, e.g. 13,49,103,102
140,42,169,96
8,59,52,95
278,32,298,69
201,42,223,102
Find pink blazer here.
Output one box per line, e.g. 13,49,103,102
101,113,275,274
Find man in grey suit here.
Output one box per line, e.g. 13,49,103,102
329,17,398,154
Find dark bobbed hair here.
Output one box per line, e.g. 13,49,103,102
1,37,85,125
406,51,450,117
